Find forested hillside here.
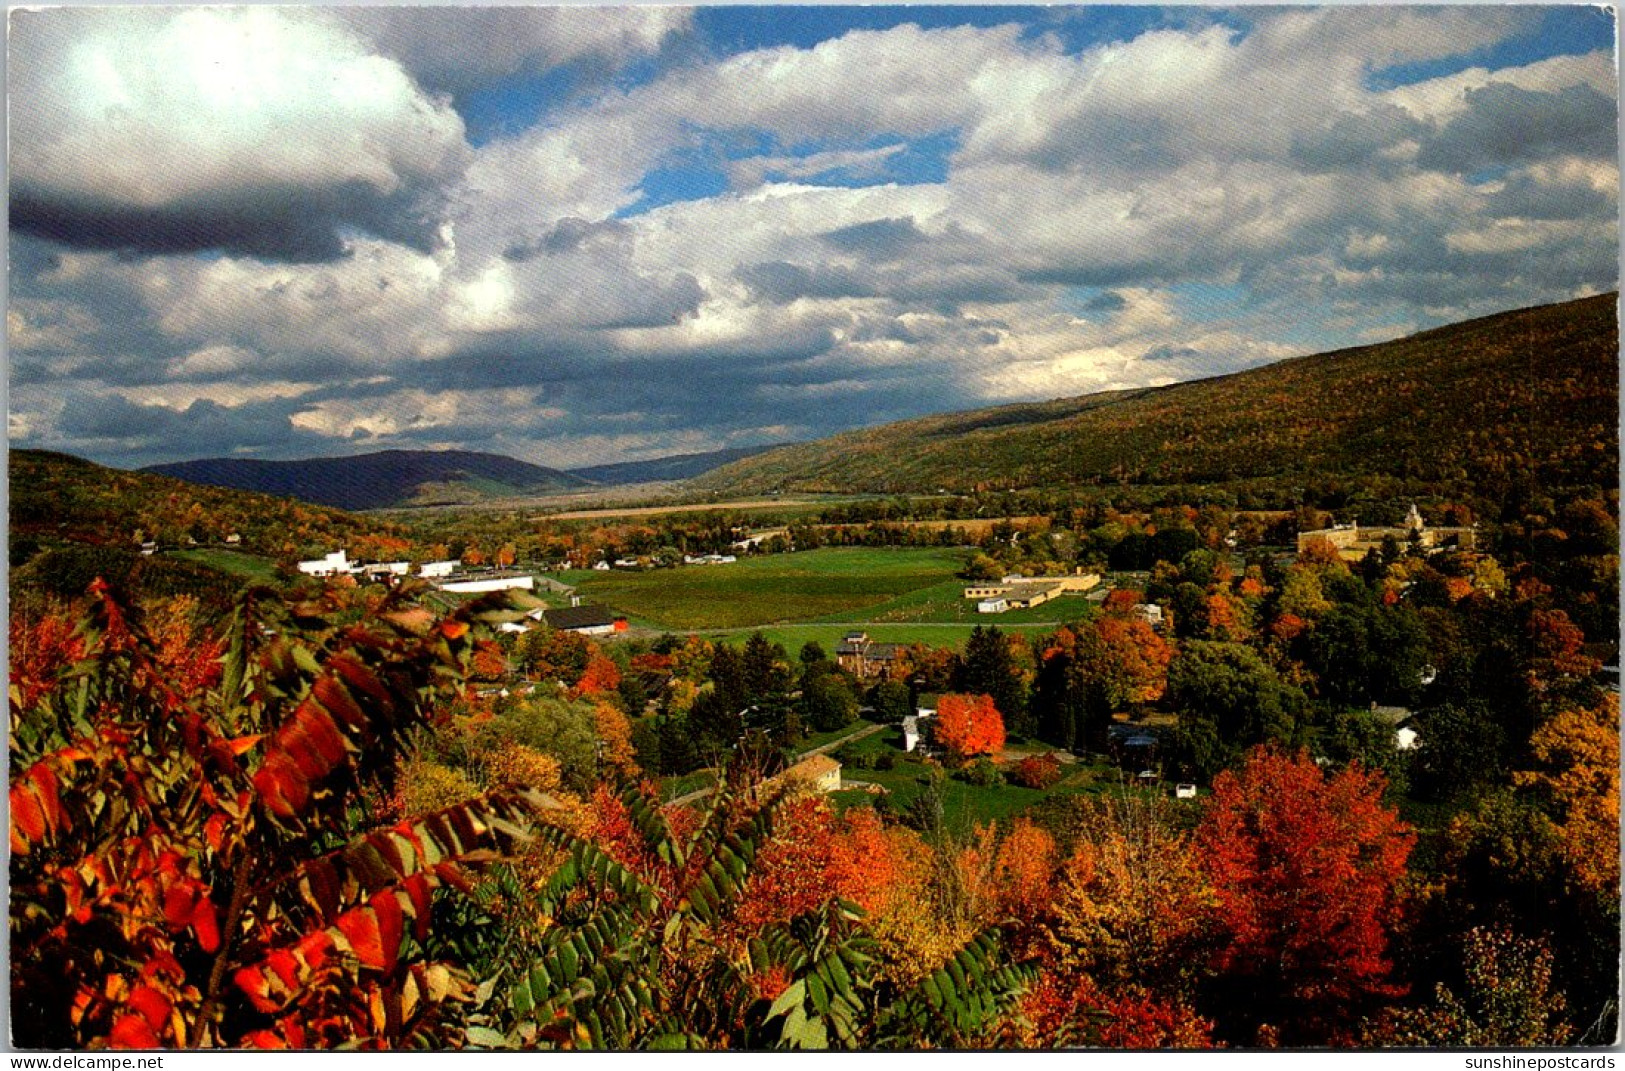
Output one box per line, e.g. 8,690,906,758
697,295,1618,501
145,449,589,510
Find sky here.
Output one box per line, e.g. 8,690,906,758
7,4,1619,471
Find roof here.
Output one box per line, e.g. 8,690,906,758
782,754,841,781
542,604,618,631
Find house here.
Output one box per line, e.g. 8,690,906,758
592,561,612,571
541,604,626,636
977,597,1009,614
419,560,459,579
298,550,355,577
902,708,935,752
1133,603,1164,629
773,754,842,795
139,542,158,556
1370,704,1420,751
224,534,241,545
1298,504,1475,562
835,632,902,678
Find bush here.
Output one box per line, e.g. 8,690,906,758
875,751,897,771
958,757,1004,788
1011,752,1064,789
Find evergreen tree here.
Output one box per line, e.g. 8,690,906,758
954,626,1029,736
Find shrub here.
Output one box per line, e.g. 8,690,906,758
1011,753,1064,790
959,757,1004,788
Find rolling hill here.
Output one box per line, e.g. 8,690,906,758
144,449,589,511
10,449,408,607
693,294,1619,499
565,444,790,486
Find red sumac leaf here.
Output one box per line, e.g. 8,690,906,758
336,906,386,970
26,764,63,834
370,890,405,973
10,782,46,851
109,1013,162,1049
311,677,367,734
126,985,171,1030
191,895,221,953
234,966,279,1014
163,884,197,929
401,873,433,940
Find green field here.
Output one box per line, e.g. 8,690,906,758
820,578,1097,626
571,547,970,630
166,548,283,585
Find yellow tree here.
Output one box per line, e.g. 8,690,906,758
1514,694,1619,900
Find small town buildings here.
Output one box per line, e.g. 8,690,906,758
361,561,411,579
298,550,353,577
963,572,1101,613
835,632,902,678
1297,504,1475,562
541,605,626,636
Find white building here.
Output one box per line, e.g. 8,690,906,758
977,598,1009,614
419,560,460,578
298,550,354,577
436,574,536,594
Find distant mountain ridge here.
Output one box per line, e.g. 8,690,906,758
144,449,588,511
694,294,1619,498
565,444,791,486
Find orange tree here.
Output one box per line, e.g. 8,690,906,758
9,580,556,1049
1195,746,1414,1045
933,694,1005,764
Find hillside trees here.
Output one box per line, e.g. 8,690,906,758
1196,748,1414,1045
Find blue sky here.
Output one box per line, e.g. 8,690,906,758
8,5,1618,469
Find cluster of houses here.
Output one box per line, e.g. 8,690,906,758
1297,504,1476,562
297,549,539,593
965,572,1101,613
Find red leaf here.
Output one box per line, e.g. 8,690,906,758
336,906,386,970
266,949,301,990
126,985,171,1030
26,764,63,835
109,1013,161,1049
401,873,433,940
370,890,405,973
10,782,46,851
234,966,279,1014
311,677,367,733
191,895,221,953
163,884,197,929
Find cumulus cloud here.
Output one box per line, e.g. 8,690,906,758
7,7,1617,470
10,7,468,260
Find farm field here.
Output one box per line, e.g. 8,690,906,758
165,547,283,585
820,578,1097,626
570,546,968,630
706,621,1063,653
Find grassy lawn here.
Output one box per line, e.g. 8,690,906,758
659,769,717,802
571,547,969,630
819,578,1098,626
795,719,873,754
166,548,283,585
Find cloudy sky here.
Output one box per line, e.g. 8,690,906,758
8,5,1618,471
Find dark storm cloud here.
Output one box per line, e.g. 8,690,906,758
819,216,931,259
737,261,879,303
1417,82,1618,173
11,181,449,264
56,393,320,458
1289,104,1426,173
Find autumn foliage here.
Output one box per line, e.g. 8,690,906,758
934,693,1005,763
1197,747,1414,1044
